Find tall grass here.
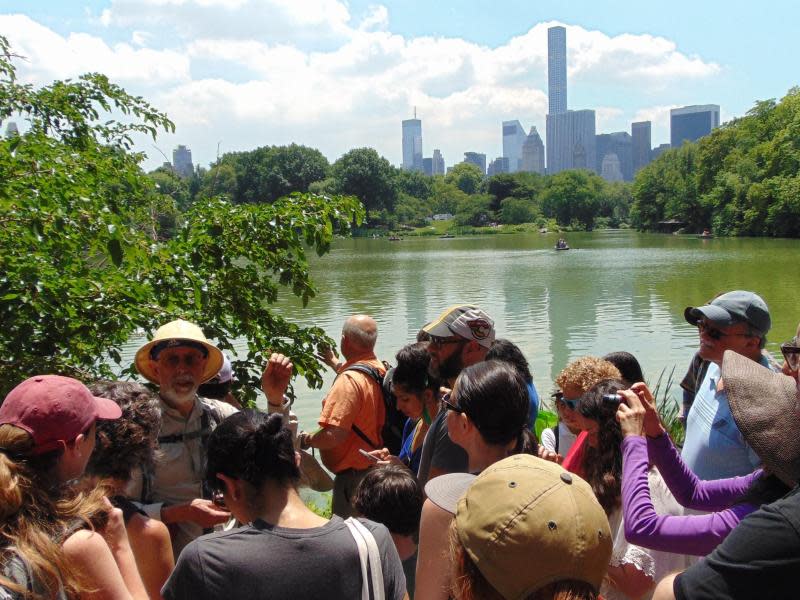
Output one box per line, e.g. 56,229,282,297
650,365,685,447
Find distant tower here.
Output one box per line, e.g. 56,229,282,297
172,145,194,178
402,111,423,172
546,109,596,175
432,149,445,175
463,152,487,175
548,26,567,116
4,121,19,138
502,120,527,172
521,127,545,174
631,121,652,174
600,153,624,182
670,104,720,147
595,132,632,181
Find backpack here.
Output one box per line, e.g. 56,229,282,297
343,362,406,456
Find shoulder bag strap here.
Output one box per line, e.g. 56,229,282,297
344,518,371,600
350,518,385,600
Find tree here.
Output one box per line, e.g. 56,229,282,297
542,170,604,230
331,148,398,220
499,197,535,225
445,162,483,195
396,169,433,201
454,195,493,227
0,37,363,401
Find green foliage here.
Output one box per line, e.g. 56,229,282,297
396,169,433,201
650,366,684,447
394,193,432,226
331,148,398,220
499,197,536,225
0,37,364,401
445,162,483,194
454,195,493,227
542,170,605,230
632,87,800,237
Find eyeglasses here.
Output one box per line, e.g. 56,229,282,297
551,391,578,411
429,336,465,349
441,392,465,414
697,321,753,341
781,342,800,371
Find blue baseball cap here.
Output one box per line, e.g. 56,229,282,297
684,290,771,335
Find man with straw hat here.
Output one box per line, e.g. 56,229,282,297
132,319,237,556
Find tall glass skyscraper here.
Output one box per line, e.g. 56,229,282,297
521,127,545,174
631,121,652,174
401,118,423,172
502,120,527,172
546,110,596,174
172,145,194,178
670,105,720,147
548,26,567,116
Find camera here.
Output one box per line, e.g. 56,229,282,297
602,393,623,405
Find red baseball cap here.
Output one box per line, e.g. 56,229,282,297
0,375,122,455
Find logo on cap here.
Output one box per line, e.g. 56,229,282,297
467,318,492,340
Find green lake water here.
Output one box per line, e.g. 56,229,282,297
120,230,800,431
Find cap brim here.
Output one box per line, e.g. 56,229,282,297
93,395,123,420
684,304,735,327
425,473,475,514
135,340,223,384
422,321,456,338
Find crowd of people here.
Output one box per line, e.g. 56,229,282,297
1,291,799,600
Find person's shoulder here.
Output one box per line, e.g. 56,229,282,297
198,396,238,419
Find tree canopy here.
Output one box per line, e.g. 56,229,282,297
0,36,362,401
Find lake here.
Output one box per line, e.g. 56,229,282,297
120,229,800,431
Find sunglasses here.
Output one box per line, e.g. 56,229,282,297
781,342,800,371
441,391,465,414
429,336,465,349
551,391,578,411
697,321,753,341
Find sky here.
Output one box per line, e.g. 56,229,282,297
1,0,798,172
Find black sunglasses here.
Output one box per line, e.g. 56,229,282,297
697,321,752,341
551,390,578,411
429,336,466,349
781,342,800,371
441,391,465,414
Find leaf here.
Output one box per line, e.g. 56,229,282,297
107,238,123,267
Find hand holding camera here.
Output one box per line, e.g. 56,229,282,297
615,383,665,438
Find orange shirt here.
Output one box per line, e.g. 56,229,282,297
318,354,386,473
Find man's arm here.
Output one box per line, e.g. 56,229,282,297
299,425,349,450
159,499,230,528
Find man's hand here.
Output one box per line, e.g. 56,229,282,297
261,352,293,406
616,389,647,438
162,499,231,528
318,344,342,372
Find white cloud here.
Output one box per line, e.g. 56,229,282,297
1,11,722,168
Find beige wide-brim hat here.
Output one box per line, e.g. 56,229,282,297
135,319,224,385
722,349,800,487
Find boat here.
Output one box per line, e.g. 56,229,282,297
388,235,401,241
698,229,714,239
554,244,570,251
439,233,455,239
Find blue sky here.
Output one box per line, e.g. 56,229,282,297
2,0,797,171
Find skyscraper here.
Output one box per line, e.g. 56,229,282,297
423,158,433,176
596,132,632,181
463,152,487,175
432,149,445,175
631,121,652,174
172,145,194,178
487,157,510,176
502,120,527,172
670,104,720,147
521,127,545,174
402,117,423,172
546,110,596,174
548,26,567,115
4,121,19,138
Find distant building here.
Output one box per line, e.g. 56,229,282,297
596,132,632,181
670,104,720,147
548,26,567,116
172,145,194,178
4,121,19,138
502,120,527,172
631,121,652,174
487,156,510,177
402,117,423,172
651,143,671,161
546,110,596,174
432,149,445,175
521,126,545,174
432,213,453,221
463,152,487,175
422,157,433,176
600,154,623,182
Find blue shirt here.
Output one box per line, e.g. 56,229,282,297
681,359,765,481
527,382,540,430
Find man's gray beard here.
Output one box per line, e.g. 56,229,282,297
160,385,199,408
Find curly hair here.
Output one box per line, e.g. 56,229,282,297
0,424,110,599
555,357,621,395
86,380,161,481
578,379,627,515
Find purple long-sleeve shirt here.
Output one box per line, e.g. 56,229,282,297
621,434,761,556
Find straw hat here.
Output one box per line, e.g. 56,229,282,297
722,349,800,486
135,319,223,385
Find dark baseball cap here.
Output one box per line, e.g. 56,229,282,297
684,290,771,335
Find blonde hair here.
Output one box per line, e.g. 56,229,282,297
0,424,110,599
556,357,621,396
448,521,598,600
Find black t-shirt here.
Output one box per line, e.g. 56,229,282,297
674,485,800,600
162,515,406,600
416,408,468,486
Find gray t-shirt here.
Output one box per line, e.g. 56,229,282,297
416,409,468,487
162,515,406,600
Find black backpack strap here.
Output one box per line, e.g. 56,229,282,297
554,424,560,454
340,364,384,449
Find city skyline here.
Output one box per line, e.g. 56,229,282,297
2,1,798,172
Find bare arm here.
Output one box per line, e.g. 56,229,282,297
653,573,678,600
414,500,453,600
126,514,175,600
302,425,349,450
160,499,230,527
606,563,655,600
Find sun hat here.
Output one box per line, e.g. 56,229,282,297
684,290,771,335
721,350,800,486
0,375,122,455
425,454,612,597
135,319,224,384
423,305,496,349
